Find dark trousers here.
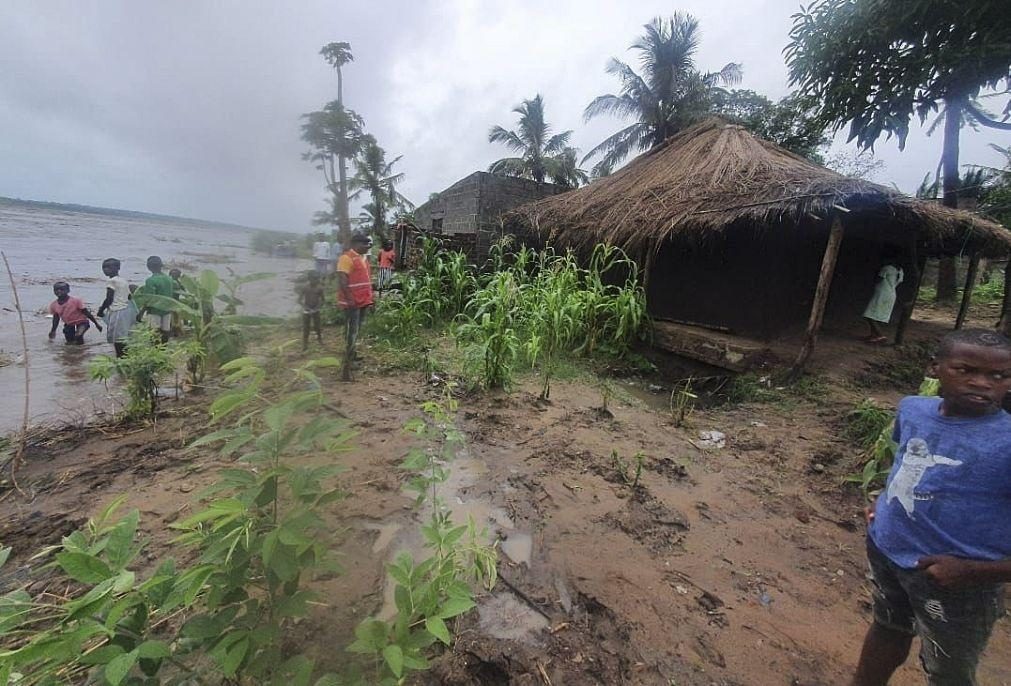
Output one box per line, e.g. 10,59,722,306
342,307,362,379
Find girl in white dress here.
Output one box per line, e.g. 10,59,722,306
863,248,904,344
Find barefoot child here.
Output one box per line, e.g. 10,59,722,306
48,282,102,344
96,258,135,357
298,271,324,351
852,329,1011,686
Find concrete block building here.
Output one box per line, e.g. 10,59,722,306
413,171,564,259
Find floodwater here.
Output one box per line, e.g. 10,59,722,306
0,203,308,434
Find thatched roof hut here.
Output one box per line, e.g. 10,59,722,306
508,119,1011,372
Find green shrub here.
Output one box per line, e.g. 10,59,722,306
90,327,180,419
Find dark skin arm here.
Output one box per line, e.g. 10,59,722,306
917,556,1011,588
97,287,114,318
83,307,103,331
49,313,60,339
865,497,1011,587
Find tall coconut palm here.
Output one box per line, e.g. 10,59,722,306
549,148,590,189
488,95,578,185
350,135,413,240
582,14,741,175
319,41,355,241
301,102,364,236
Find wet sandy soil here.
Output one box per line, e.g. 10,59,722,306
1,333,1009,685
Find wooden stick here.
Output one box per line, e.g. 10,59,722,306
894,245,925,345
955,250,981,330
1,251,30,497
788,217,844,381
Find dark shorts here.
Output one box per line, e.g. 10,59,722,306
62,321,89,343
867,537,1005,685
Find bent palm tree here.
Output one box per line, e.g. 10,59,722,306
488,95,579,185
583,13,741,175
350,135,413,240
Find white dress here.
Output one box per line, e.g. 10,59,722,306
863,264,904,323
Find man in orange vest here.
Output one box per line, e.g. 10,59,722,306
336,232,374,381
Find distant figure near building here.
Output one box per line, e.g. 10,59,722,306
312,233,331,275
863,247,904,344
336,233,374,381
378,240,396,291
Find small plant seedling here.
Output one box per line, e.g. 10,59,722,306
669,377,697,427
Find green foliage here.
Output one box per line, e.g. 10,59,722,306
582,13,742,175
218,268,274,315
457,271,521,390
0,497,201,685
350,134,413,239
611,450,645,490
846,378,941,497
348,395,496,685
786,0,1011,149
90,327,180,419
488,95,588,188
669,377,697,428
136,269,279,384
712,89,829,161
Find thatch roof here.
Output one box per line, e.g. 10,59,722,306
509,118,1011,258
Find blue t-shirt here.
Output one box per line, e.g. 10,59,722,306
870,396,1011,569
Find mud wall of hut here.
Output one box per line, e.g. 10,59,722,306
646,218,923,339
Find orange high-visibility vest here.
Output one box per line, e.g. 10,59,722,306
337,250,374,309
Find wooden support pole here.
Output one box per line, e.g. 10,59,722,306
894,245,926,346
788,216,845,381
955,250,981,330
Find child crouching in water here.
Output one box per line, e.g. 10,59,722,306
852,328,1011,685
96,258,137,357
48,282,102,344
298,271,324,351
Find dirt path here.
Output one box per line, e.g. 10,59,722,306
2,336,1009,685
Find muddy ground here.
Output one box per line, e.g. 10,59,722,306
2,311,1010,685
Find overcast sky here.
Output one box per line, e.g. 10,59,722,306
1,0,1008,231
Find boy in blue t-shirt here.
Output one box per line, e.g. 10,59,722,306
853,329,1011,686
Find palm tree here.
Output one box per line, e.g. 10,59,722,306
488,95,580,185
350,135,413,240
301,102,365,239
549,148,590,189
319,42,355,241
582,14,741,175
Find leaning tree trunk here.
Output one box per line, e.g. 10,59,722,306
936,98,962,303
1000,263,1011,336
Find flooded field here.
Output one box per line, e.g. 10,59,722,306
0,203,307,433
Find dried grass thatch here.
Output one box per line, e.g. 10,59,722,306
509,118,1011,259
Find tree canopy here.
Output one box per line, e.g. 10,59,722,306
712,90,829,162
350,134,413,238
582,13,741,175
487,94,587,187
785,0,1011,150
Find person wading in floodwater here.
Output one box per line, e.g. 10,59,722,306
336,232,374,382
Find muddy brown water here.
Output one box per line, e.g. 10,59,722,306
0,204,308,434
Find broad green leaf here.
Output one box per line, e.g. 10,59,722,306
425,616,451,645
56,551,113,584
0,546,11,569
437,596,475,619
136,640,171,659
199,270,220,297
104,649,138,685
221,635,249,677
80,644,126,665
383,644,404,678
104,510,140,570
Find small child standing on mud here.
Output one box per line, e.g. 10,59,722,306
48,282,102,344
852,328,1011,685
96,258,135,357
298,271,324,351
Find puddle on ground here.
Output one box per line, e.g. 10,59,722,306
477,592,549,644
370,447,534,621
500,531,532,566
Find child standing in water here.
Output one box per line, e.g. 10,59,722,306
298,271,324,351
96,258,135,357
48,282,102,344
136,255,175,343
863,247,904,344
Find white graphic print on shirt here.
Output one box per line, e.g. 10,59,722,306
885,438,962,518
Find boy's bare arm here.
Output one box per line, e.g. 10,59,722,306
82,307,103,331
98,287,114,317
917,555,1011,587
49,313,60,338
